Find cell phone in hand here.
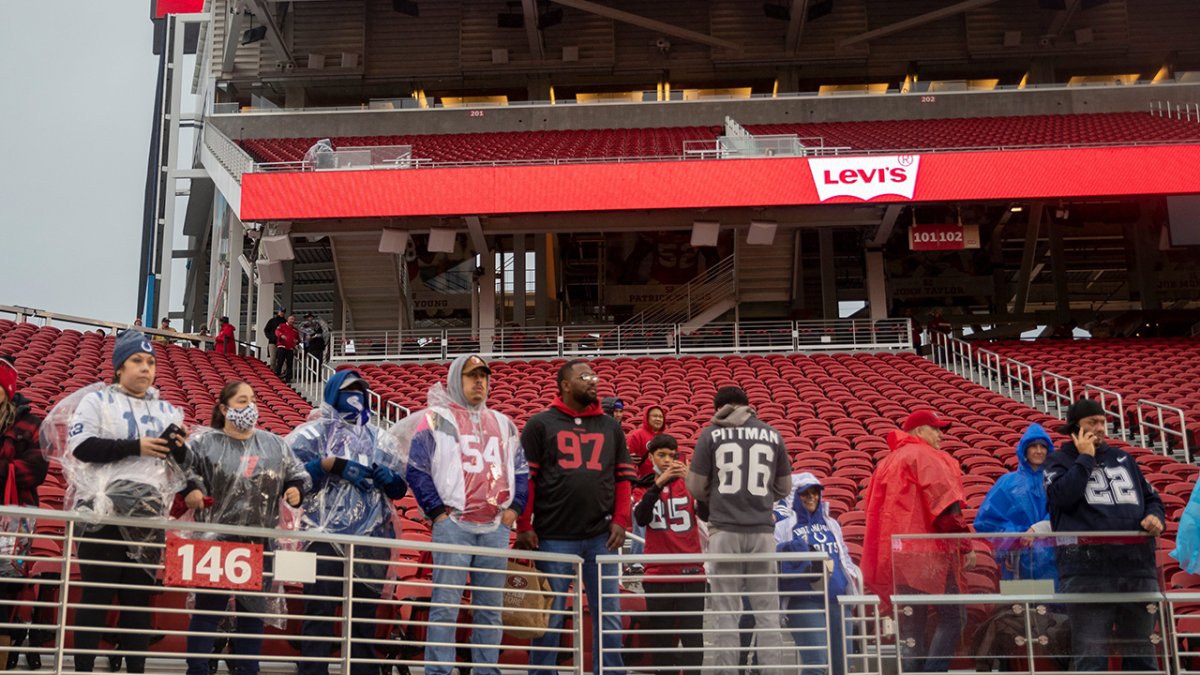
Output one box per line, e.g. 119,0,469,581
159,424,187,463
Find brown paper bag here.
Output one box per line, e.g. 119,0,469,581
502,560,554,639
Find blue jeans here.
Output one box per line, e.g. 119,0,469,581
530,533,624,675
898,581,964,673
299,542,385,675
629,523,645,557
186,591,264,674
784,595,846,675
1060,576,1159,671
426,518,511,675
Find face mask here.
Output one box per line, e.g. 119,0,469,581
226,403,258,432
336,390,369,425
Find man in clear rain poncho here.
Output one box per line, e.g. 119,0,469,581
394,354,529,675
286,369,408,675
41,330,188,673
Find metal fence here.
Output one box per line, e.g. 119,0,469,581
332,319,914,362
0,505,583,674
922,331,1181,455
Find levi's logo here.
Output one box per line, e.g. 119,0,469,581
808,155,920,202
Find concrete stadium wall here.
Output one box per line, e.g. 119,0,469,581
210,81,1200,140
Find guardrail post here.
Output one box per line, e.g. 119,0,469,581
54,520,76,672
342,543,355,675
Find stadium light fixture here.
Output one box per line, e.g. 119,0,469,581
1010,206,1024,213
691,221,721,248
241,25,267,45
747,221,778,246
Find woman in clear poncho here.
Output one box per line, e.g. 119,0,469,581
180,381,311,675
44,331,187,673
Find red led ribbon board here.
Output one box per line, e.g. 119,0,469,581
164,536,263,590
153,0,204,18
240,144,1200,221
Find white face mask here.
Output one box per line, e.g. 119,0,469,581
225,403,258,432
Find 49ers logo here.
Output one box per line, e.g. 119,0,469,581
808,155,920,202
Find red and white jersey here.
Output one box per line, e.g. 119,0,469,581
643,480,705,582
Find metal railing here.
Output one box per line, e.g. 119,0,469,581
1153,99,1200,122
0,303,214,349
0,505,585,674
331,319,915,362
1138,399,1191,463
293,347,410,425
925,339,1175,451
1085,383,1129,441
623,254,737,330
202,124,255,184
595,551,886,675
1041,369,1075,419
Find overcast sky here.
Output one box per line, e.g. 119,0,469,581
0,3,160,325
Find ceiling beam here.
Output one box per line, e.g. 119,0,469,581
868,204,903,247
221,1,247,76
549,0,740,51
521,0,546,59
1045,0,1083,39
785,0,810,55
244,0,296,67
838,0,1003,49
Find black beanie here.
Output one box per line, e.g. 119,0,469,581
1056,398,1105,435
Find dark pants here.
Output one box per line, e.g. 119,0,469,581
299,543,383,675
73,528,155,673
186,591,265,675
898,577,964,673
643,581,705,675
308,337,326,368
1060,576,1159,671
276,348,295,382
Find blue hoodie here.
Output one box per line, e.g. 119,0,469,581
773,473,859,598
973,423,1057,581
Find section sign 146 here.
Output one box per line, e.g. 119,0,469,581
164,536,263,590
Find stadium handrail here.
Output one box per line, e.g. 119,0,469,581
330,319,914,362
925,329,1188,461
0,302,213,347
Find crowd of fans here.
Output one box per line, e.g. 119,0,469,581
0,327,1183,673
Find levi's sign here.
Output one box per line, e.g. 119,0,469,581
808,155,920,202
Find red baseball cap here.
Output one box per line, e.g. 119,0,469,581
902,409,952,432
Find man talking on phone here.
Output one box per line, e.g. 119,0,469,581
1043,398,1165,671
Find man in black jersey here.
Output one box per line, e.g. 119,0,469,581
517,359,637,675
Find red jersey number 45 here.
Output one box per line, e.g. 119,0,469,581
164,536,263,590
556,431,605,471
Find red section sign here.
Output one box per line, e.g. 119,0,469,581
164,537,263,590
239,144,1200,221
910,223,981,251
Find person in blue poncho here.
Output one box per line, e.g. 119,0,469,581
287,369,408,675
774,472,862,675
973,423,1057,582
1173,481,1200,575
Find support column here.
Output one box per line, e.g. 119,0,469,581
1128,210,1162,310
280,260,295,314
226,213,245,340
206,196,227,331
1012,203,1044,315
818,228,837,319
1047,221,1070,323
790,230,804,311
514,234,527,326
255,268,276,355
865,250,887,320
534,234,550,324
479,249,496,353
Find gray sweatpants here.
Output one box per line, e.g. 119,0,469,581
708,529,784,674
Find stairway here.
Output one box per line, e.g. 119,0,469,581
329,234,402,331
737,230,794,304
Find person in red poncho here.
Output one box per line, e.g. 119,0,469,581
862,410,974,673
